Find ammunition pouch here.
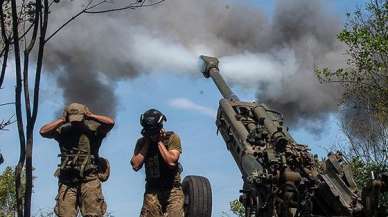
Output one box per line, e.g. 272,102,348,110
97,157,110,182
146,178,182,190
56,153,97,182
146,162,182,189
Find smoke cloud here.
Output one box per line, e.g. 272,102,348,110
44,0,345,131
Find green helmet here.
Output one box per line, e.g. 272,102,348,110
64,102,89,123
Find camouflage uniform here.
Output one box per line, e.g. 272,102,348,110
55,177,106,217
135,132,184,217
47,104,109,217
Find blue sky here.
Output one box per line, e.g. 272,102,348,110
0,0,368,217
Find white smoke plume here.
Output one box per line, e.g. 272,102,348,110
168,98,217,117
43,0,345,132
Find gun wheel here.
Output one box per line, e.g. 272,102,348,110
182,175,212,217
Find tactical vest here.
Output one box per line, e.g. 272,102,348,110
55,120,103,182
145,131,182,189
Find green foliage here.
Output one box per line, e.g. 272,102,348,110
349,157,388,211
316,3,387,206
229,199,244,217
316,0,388,121
0,167,16,217
349,156,386,187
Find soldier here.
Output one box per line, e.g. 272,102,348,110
131,109,184,217
40,103,114,217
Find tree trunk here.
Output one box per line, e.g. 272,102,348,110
11,0,26,216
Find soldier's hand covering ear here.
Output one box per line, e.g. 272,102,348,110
158,129,166,141
84,110,93,119
62,111,68,122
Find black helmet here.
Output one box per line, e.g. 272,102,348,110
140,109,167,136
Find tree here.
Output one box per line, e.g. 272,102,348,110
0,167,17,217
316,0,387,167
348,157,388,210
228,199,244,217
0,0,166,216
0,102,15,166
316,0,388,211
0,0,11,89
316,0,387,118
0,113,14,131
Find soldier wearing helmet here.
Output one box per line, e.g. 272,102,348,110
40,103,114,217
131,109,184,217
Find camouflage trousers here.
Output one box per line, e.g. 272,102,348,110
140,186,184,217
54,179,107,217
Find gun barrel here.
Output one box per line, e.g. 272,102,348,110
200,55,239,101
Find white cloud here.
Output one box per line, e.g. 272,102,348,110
168,98,217,117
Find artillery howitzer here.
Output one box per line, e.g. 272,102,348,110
200,55,387,217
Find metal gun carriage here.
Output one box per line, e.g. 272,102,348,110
200,55,387,217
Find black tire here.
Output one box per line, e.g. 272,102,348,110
182,175,212,217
